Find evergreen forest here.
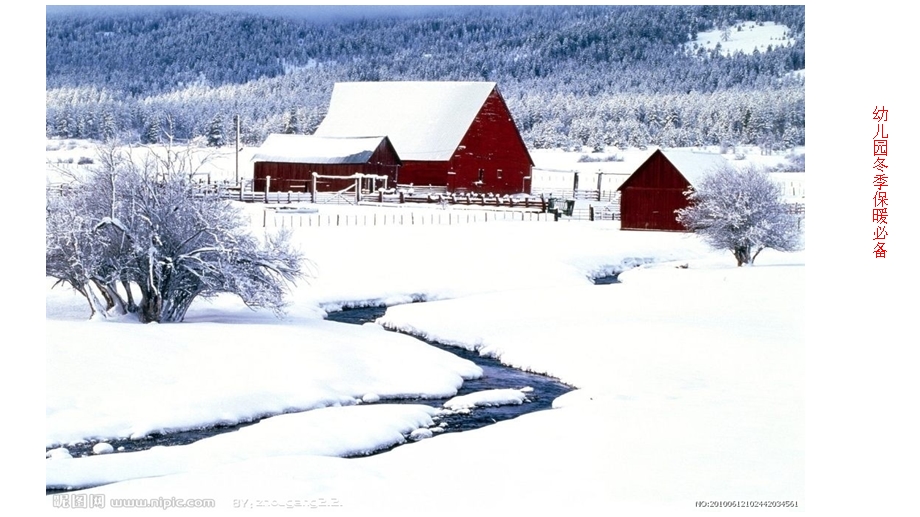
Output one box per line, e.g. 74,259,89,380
46,5,805,151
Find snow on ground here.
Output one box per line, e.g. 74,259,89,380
207,211,716,315
689,20,796,57
45,139,259,185
379,249,804,392
46,152,805,511
443,388,528,411
46,312,479,448
48,404,439,490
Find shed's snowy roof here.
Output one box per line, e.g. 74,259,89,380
251,134,390,164
661,150,729,186
314,81,497,161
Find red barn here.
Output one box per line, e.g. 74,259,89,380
617,149,729,231
251,134,400,193
313,81,534,195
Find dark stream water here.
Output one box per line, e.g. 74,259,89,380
326,306,574,433
591,272,621,285
47,305,574,470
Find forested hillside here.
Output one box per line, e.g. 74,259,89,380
46,5,805,151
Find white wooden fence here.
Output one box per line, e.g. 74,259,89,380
261,209,554,228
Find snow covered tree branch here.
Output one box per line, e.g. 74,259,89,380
676,164,802,266
46,142,307,322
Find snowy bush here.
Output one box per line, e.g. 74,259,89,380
770,153,805,172
676,165,802,266
46,142,305,322
576,153,624,163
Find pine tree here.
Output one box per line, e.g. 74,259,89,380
101,110,118,141
282,107,299,134
207,114,224,147
142,116,161,144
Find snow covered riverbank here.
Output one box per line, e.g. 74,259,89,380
46,209,804,512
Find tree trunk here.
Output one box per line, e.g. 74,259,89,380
751,246,765,265
121,279,137,313
139,293,162,323
92,279,116,311
733,246,753,267
83,281,113,318
74,284,98,319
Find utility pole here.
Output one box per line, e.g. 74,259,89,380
234,115,241,185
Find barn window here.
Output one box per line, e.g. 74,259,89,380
497,169,503,179
478,168,485,182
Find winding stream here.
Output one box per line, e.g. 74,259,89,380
47,305,574,463
326,305,574,433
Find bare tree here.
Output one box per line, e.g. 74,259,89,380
676,164,802,266
46,142,305,322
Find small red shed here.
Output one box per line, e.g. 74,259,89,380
617,149,729,231
313,81,534,195
251,134,400,193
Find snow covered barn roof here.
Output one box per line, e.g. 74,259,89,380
313,81,499,161
251,134,395,164
659,150,729,187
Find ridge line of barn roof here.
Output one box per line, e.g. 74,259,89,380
315,82,499,161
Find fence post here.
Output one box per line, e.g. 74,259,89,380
589,205,595,221
311,173,317,204
354,175,361,205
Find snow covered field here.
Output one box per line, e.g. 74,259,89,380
689,20,796,57
46,195,806,513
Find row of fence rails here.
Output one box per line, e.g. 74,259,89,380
394,184,449,195
786,202,806,216
261,209,555,228
555,203,620,222
785,202,805,229
265,191,313,204
189,180,258,202
368,189,548,209
597,190,620,203
314,192,356,205
313,183,359,205
46,182,74,196
531,188,620,203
